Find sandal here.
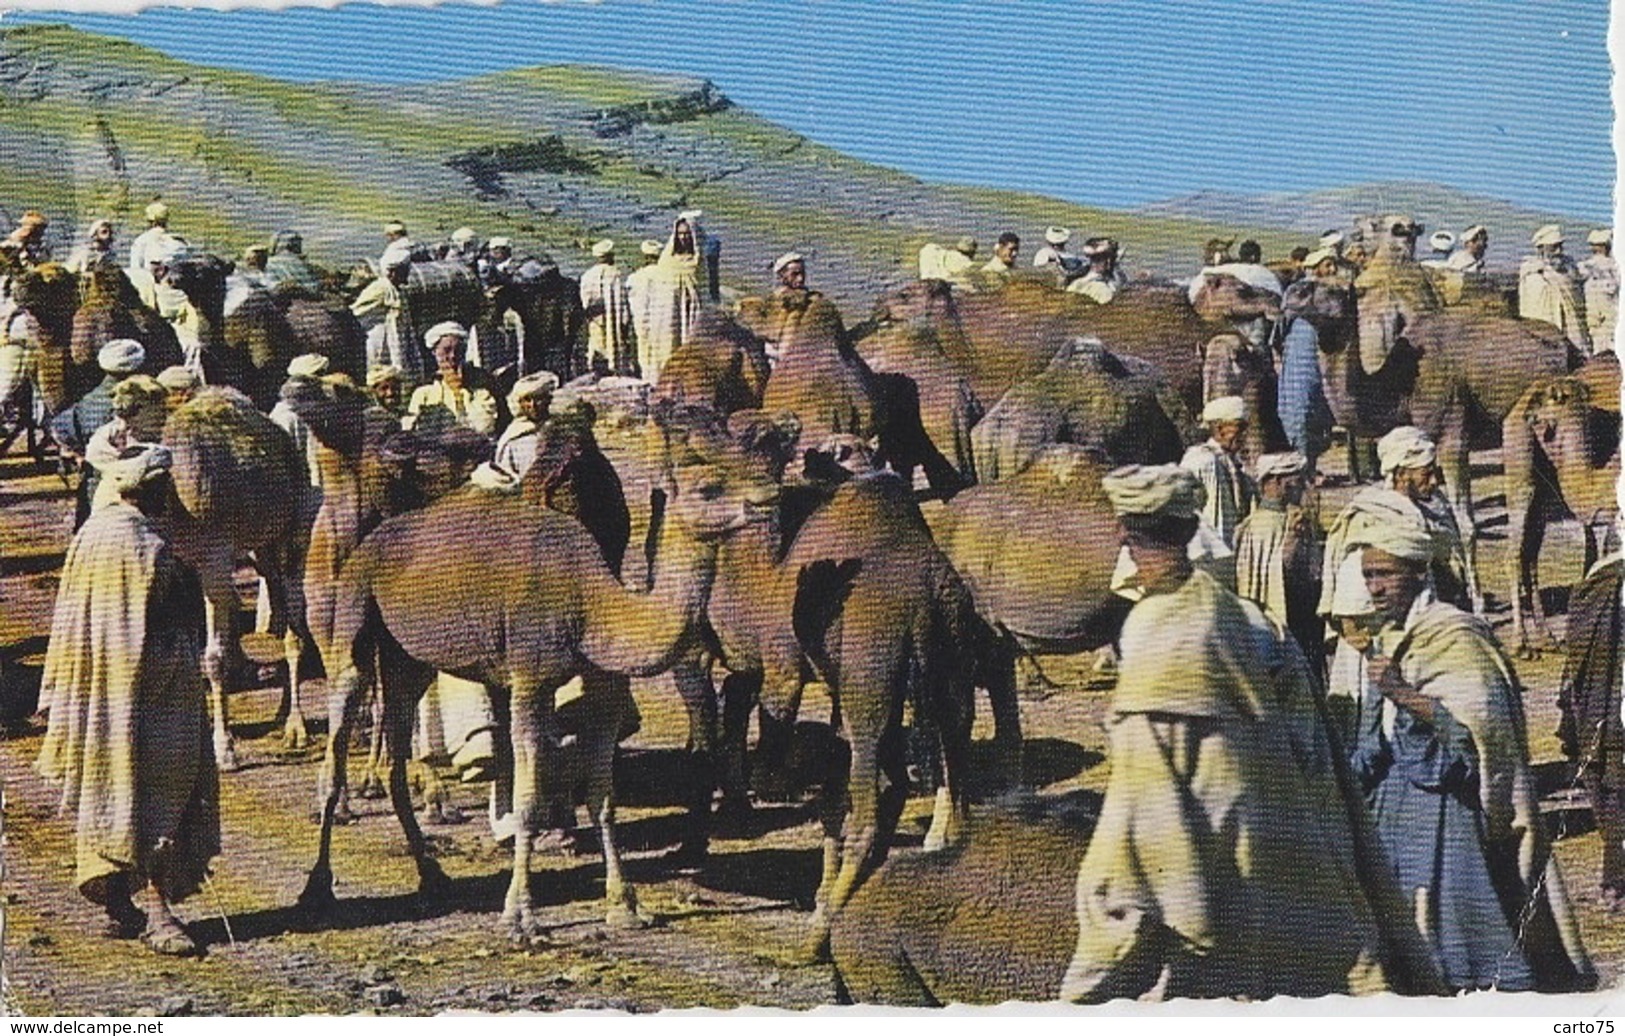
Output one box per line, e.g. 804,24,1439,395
142,921,201,958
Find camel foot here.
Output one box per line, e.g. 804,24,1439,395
280,719,310,751
415,860,453,903
604,889,650,930
297,869,337,914
142,920,201,959
357,774,387,800
421,802,468,826
502,908,554,947
215,739,241,774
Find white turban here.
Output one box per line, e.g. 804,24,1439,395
677,209,704,225
104,444,173,494
591,239,615,258
639,239,663,257
1200,395,1246,424
1302,248,1335,269
1361,521,1434,565
384,221,407,237
423,321,468,348
487,236,512,250
507,371,559,411
1376,425,1436,475
1330,551,1376,617
1589,228,1613,246
286,353,330,378
144,201,170,224
1429,231,1456,252
1461,225,1487,243
773,251,804,274
1532,224,1564,247
1044,226,1071,246
1102,463,1206,520
451,226,477,245
1318,230,1345,249
366,364,404,389
1253,451,1307,481
155,365,200,391
98,338,146,375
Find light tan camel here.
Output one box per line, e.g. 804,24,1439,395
160,387,313,771
298,404,782,941
1503,357,1621,657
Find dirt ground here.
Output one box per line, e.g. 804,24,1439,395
0,443,1619,1015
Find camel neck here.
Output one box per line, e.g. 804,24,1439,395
581,498,716,678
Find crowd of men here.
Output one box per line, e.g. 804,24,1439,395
6,199,1621,1001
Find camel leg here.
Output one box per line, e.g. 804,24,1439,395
196,548,242,773
718,671,761,817
299,657,370,909
798,764,847,966
1524,514,1560,653
378,646,450,901
923,674,974,853
261,547,312,750
502,674,565,943
1435,415,1483,613
670,655,716,863
981,638,1024,790
359,672,388,799
583,672,647,929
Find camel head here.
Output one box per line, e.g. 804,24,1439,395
11,262,79,323
1282,277,1352,330
165,254,233,317
1528,376,1594,447
1190,272,1282,326
870,277,955,327
655,403,789,540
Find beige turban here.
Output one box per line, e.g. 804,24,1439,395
507,371,560,411
1589,228,1613,246
384,221,407,237
773,251,804,274
451,226,477,245
1429,231,1456,252
487,236,512,251
155,365,200,391
1044,226,1071,246
423,321,468,349
1330,551,1376,617
366,365,404,389
1361,521,1433,565
1303,248,1335,269
1318,229,1345,249
1200,395,1246,424
98,338,146,375
591,239,615,258
144,201,171,224
954,236,977,256
1102,463,1207,519
1253,451,1307,481
1461,225,1487,243
640,239,663,257
1532,224,1564,247
286,353,330,379
1376,425,1437,475
104,444,173,494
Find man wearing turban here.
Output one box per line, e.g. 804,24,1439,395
403,322,500,439
1350,528,1594,992
1180,395,1254,548
36,444,219,958
579,240,635,376
51,339,149,528
1232,451,1321,663
1061,463,1438,1002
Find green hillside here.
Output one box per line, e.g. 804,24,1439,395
0,24,1543,310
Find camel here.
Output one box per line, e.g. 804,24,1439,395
869,277,1276,448
749,291,885,456
69,266,186,388
969,335,1188,482
830,795,1097,1005
653,309,772,416
483,262,583,381
167,256,368,411
299,403,783,941
1324,293,1576,608
1504,356,1622,658
160,387,314,771
699,419,995,959
8,262,87,414
851,280,982,494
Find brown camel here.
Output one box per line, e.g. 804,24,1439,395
9,262,86,414
830,795,1097,1005
870,277,1275,443
653,308,772,415
69,266,186,390
1504,356,1622,658
969,335,1189,482
299,403,782,941
1325,299,1576,609
750,290,885,455
160,387,314,771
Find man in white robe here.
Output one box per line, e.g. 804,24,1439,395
1061,463,1434,1002
1579,228,1617,354
640,213,707,386
351,251,427,386
36,446,218,957
1445,225,1488,273
1232,450,1320,660
126,202,178,275
403,322,500,438
1519,224,1590,352
624,239,663,368
1179,395,1254,548
580,240,635,375
491,371,559,479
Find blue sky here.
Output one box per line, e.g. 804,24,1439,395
8,1,1615,219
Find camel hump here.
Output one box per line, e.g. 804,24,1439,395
163,386,303,530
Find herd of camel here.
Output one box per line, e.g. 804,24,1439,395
2,225,1619,997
